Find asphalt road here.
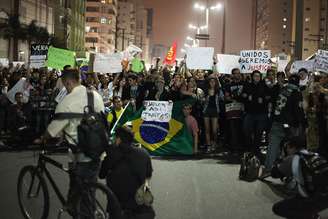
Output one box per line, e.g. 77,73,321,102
0,151,325,219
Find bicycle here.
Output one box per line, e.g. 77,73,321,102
17,149,121,219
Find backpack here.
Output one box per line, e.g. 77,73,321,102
298,151,328,196
239,152,261,182
54,90,109,160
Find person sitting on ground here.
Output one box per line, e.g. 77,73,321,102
271,136,328,219
7,92,33,145
183,103,199,154
99,127,155,219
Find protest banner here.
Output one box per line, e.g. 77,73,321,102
141,101,173,123
131,58,144,73
94,53,123,74
0,58,9,66
47,46,75,70
7,78,33,103
122,44,143,60
314,50,328,73
216,54,240,74
186,47,214,70
240,50,271,73
163,42,177,65
30,56,46,68
277,59,289,72
290,60,314,73
13,61,25,66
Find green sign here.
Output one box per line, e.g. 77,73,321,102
47,46,76,70
131,58,144,73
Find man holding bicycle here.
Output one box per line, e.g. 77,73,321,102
34,69,105,218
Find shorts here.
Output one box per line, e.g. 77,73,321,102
203,107,219,118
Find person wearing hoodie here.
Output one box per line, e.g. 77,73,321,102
241,70,270,156
263,74,307,175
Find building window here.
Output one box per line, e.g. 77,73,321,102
89,27,98,32
100,17,107,24
282,41,286,44
283,25,287,29
305,17,310,22
305,7,311,11
320,28,325,32
304,27,310,31
304,48,309,51
282,49,286,52
86,37,98,43
86,7,99,12
86,17,98,22
283,18,287,22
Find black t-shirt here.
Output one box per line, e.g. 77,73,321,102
100,144,153,211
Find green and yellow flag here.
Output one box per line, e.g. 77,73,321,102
118,99,195,156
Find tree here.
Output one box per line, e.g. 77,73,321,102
26,20,50,55
0,16,50,61
0,14,27,61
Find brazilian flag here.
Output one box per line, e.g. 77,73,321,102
118,98,195,156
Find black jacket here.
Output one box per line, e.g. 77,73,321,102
242,81,270,114
273,84,307,127
100,144,153,211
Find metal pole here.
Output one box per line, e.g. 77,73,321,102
110,101,131,135
122,28,125,51
222,1,226,54
197,28,200,47
206,8,209,47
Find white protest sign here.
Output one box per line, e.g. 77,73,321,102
30,55,47,68
277,59,289,72
314,50,328,73
216,54,240,74
55,87,67,103
186,47,214,70
290,60,314,73
0,58,9,67
7,77,33,103
13,61,25,67
141,101,173,123
122,44,143,60
94,53,123,74
240,50,271,73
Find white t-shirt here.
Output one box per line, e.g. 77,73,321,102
47,85,105,162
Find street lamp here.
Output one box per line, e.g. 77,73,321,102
194,1,225,52
194,2,222,32
188,24,207,47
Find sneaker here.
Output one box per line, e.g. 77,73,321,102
259,168,271,180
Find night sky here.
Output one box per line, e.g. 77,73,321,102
143,0,254,57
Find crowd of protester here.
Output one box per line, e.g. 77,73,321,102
1,59,328,218
0,61,328,158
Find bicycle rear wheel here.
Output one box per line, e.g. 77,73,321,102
17,165,50,219
76,182,122,219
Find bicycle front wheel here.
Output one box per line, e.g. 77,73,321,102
76,182,122,219
17,165,50,219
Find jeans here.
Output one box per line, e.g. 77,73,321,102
318,114,328,158
68,161,99,219
225,118,243,151
265,122,285,170
243,114,268,156
273,195,328,219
